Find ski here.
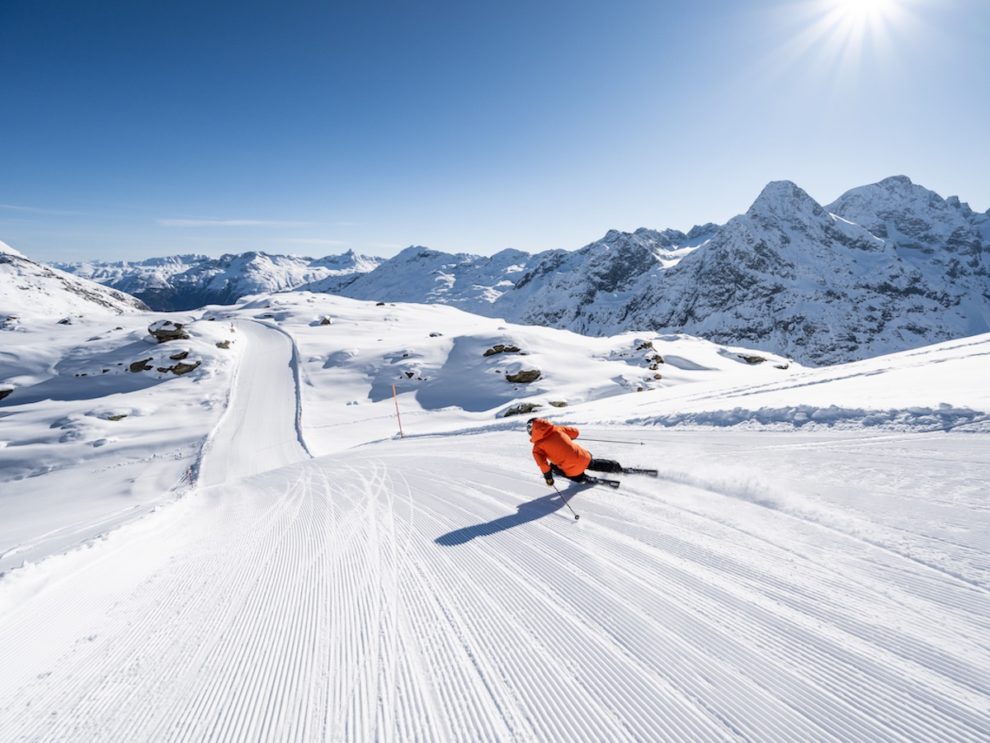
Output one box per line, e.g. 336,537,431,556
583,475,620,489
622,467,658,477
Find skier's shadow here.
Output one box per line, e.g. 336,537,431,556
435,485,590,547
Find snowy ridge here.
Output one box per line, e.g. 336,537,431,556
1,248,147,318
0,240,26,258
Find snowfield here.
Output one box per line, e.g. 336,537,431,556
1,288,988,741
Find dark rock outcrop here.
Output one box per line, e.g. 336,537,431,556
483,344,521,357
148,320,189,343
129,358,153,372
506,369,541,384
502,402,542,417
171,361,201,375
737,354,767,365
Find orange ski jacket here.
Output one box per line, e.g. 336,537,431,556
530,419,592,477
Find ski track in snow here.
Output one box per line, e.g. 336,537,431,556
0,328,988,739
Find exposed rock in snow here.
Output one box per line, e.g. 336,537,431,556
129,358,154,372
501,401,541,417
505,369,541,384
148,320,190,343
169,360,201,375
483,343,521,357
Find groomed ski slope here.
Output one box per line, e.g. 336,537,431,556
1,319,988,741
198,320,310,487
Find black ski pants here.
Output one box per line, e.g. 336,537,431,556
587,458,623,473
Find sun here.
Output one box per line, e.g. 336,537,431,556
829,0,901,27
781,0,915,75
762,0,920,85
819,0,908,64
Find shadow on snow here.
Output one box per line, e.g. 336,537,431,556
435,485,590,547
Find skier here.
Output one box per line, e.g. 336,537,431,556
527,417,624,486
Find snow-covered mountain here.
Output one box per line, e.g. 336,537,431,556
48,177,990,364
334,177,989,365
826,175,990,335
331,226,717,320
323,246,534,313
1,240,147,318
55,250,382,311
632,179,990,364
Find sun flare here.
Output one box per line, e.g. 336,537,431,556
829,0,900,27
772,0,916,77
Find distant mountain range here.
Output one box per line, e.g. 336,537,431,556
55,249,382,312
51,176,990,364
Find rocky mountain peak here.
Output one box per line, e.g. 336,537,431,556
828,175,987,265
827,175,969,222
393,245,441,262
877,174,915,190
686,223,720,241
747,181,826,224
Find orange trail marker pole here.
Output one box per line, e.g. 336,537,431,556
392,383,405,438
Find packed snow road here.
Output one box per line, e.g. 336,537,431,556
0,323,988,740
199,320,310,486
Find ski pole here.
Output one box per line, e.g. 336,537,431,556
579,437,645,446
552,483,581,521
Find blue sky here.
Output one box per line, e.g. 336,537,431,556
1,0,987,262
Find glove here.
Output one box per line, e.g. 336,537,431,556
544,472,554,486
